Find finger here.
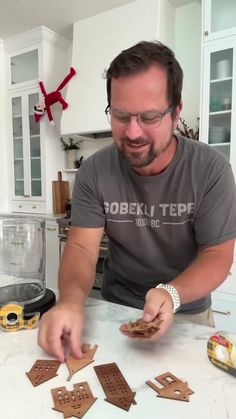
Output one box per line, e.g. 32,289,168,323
120,330,145,339
119,323,128,332
143,300,162,322
148,315,174,341
38,323,66,362
143,290,164,322
120,329,162,339
48,329,67,362
149,324,171,340
119,323,141,334
69,329,83,359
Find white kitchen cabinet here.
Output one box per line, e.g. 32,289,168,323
11,200,45,214
61,0,175,135
4,26,71,213
8,46,40,89
0,41,9,212
212,291,236,332
200,1,236,334
212,249,236,332
9,88,44,210
215,258,236,296
200,4,236,177
45,219,59,290
203,0,236,42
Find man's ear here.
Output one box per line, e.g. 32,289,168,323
174,101,183,127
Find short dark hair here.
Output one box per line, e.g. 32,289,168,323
105,40,183,115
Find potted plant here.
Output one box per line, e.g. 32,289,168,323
60,136,83,169
176,117,199,141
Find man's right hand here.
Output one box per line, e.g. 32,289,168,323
37,302,84,362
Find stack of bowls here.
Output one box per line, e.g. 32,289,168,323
209,127,228,144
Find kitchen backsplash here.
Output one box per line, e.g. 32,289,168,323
77,136,113,160
63,135,113,197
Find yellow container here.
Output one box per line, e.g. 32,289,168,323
207,331,236,377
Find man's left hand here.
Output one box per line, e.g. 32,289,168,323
120,287,174,339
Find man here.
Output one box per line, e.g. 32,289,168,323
38,41,236,362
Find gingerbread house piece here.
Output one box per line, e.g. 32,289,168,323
122,317,162,338
51,382,97,418
94,362,136,411
26,359,61,386
66,344,98,381
146,371,194,402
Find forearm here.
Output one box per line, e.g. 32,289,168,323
170,240,235,304
58,241,97,306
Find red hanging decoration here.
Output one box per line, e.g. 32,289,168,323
34,67,76,124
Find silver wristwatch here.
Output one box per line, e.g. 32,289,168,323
156,283,181,313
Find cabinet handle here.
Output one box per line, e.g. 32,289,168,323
47,227,57,231
18,205,22,208
204,30,209,36
24,195,30,197
32,206,36,209
212,309,231,316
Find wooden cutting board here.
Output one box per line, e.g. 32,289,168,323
52,171,69,214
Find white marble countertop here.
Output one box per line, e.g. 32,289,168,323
0,297,235,419
0,211,63,220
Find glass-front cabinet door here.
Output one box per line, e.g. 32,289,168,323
203,0,236,41
200,38,236,176
10,89,42,200
12,96,25,196
28,93,41,197
10,48,39,88
208,47,232,157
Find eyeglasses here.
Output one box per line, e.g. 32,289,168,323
105,105,173,129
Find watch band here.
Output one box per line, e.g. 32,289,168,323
155,283,181,313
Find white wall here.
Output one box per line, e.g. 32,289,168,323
61,0,176,135
159,0,175,51
0,40,10,211
175,1,201,130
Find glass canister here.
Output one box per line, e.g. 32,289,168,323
0,218,46,305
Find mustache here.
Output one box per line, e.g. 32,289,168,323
120,136,152,146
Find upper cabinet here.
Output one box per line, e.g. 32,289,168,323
203,0,236,41
9,47,39,89
4,26,71,213
60,0,175,135
200,1,236,178
9,88,44,213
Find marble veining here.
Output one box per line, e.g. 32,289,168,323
0,297,235,419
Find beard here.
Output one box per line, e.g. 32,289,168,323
115,133,173,168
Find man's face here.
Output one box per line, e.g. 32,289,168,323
110,65,182,175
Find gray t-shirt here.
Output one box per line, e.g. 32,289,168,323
71,135,236,313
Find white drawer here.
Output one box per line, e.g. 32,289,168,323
12,200,46,214
212,291,236,333
215,261,236,295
